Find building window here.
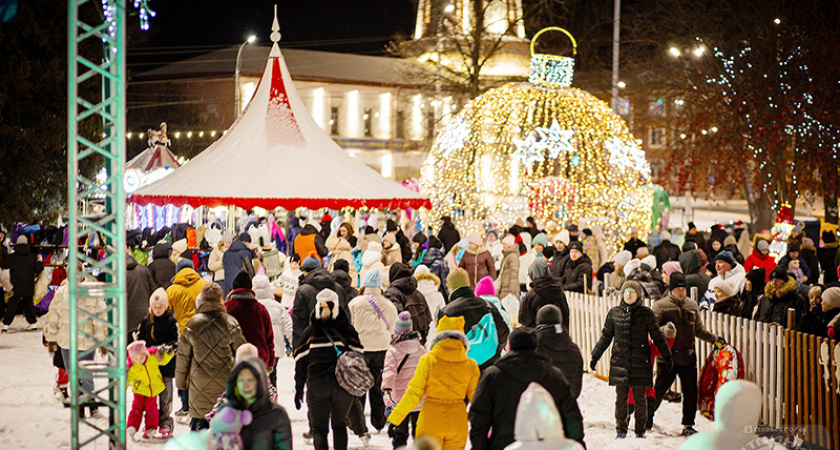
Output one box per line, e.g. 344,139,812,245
649,98,665,116
363,108,373,137
396,110,405,139
426,111,435,140
649,127,667,148
330,107,339,135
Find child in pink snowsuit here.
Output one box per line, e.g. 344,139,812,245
381,311,427,449
126,340,174,440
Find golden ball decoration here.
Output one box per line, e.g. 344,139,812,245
420,28,653,247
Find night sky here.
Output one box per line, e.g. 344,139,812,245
128,0,416,68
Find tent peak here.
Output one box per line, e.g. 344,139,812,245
270,5,282,58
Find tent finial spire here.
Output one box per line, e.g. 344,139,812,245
270,4,282,57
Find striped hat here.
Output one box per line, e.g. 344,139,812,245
394,310,413,334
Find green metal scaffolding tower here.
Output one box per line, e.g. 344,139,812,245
67,0,127,448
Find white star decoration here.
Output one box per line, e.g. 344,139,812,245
512,121,576,164
439,119,470,158
606,138,651,180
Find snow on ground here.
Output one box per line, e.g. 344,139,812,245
0,315,714,449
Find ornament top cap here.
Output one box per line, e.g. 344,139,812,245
530,27,577,57
270,4,281,57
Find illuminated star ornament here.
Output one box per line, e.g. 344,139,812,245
512,133,545,165
606,138,651,180
439,119,471,158
535,120,576,158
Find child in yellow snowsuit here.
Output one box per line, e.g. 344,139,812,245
126,340,175,441
388,315,480,450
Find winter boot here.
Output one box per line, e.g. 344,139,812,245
635,431,646,438
303,431,313,445
616,431,627,439
681,426,698,436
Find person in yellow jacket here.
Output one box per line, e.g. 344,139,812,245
387,315,480,450
166,262,207,332
126,340,175,441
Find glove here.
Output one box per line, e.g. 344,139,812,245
589,359,598,371
294,390,304,410
155,346,165,359
664,358,674,372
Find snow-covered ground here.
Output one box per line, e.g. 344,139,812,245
0,315,715,449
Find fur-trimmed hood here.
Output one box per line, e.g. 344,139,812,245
763,276,798,299
428,329,469,353
361,248,383,268
414,271,441,287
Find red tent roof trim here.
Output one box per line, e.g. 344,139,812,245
130,194,431,210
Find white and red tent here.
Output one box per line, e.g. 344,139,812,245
126,145,181,172
130,28,429,210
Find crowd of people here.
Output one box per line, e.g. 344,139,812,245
1,212,839,449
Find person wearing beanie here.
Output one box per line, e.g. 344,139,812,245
744,239,777,282
384,263,433,343
485,230,504,273
437,216,461,255
818,230,839,284
0,232,43,332
331,259,359,310
126,339,175,440
821,287,840,339
470,326,585,450
360,241,387,290
348,267,400,434
559,241,593,294
710,277,742,317
623,228,647,259
177,283,246,430
440,269,510,371
293,286,363,450
520,258,570,331
291,261,350,348
754,266,803,328
661,261,683,285
135,287,179,435
222,232,255,296
779,242,813,284
301,255,322,273
418,235,450,300
605,250,633,293
225,270,276,373
531,233,549,255
381,310,427,449
474,276,512,331
534,304,584,399
496,235,521,301
653,230,681,270
458,232,496,289
701,250,746,310
591,281,673,439
327,227,359,286
388,315,479,450
413,265,446,332
650,271,721,436
553,230,571,254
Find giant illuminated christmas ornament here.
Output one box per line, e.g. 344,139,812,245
421,27,653,245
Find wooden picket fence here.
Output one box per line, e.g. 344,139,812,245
565,290,785,429
784,326,840,449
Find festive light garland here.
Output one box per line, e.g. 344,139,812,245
421,81,654,248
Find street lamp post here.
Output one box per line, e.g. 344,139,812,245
234,35,257,119
434,3,455,135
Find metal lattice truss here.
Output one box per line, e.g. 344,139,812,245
68,0,127,448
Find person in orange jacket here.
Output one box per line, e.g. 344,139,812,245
387,315,480,450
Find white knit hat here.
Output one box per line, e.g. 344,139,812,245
613,250,632,267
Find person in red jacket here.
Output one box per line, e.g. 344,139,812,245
225,270,275,370
743,239,776,282
628,321,676,431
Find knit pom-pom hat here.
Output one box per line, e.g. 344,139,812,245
394,311,413,334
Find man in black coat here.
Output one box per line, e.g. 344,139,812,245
436,216,461,254
291,264,348,348
560,241,593,293
147,242,176,290
439,268,509,371
653,231,681,269
469,328,585,450
755,266,804,327
590,280,673,439
126,251,156,332
535,305,583,398
384,263,432,343
520,258,570,330
222,233,255,296
1,236,44,331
